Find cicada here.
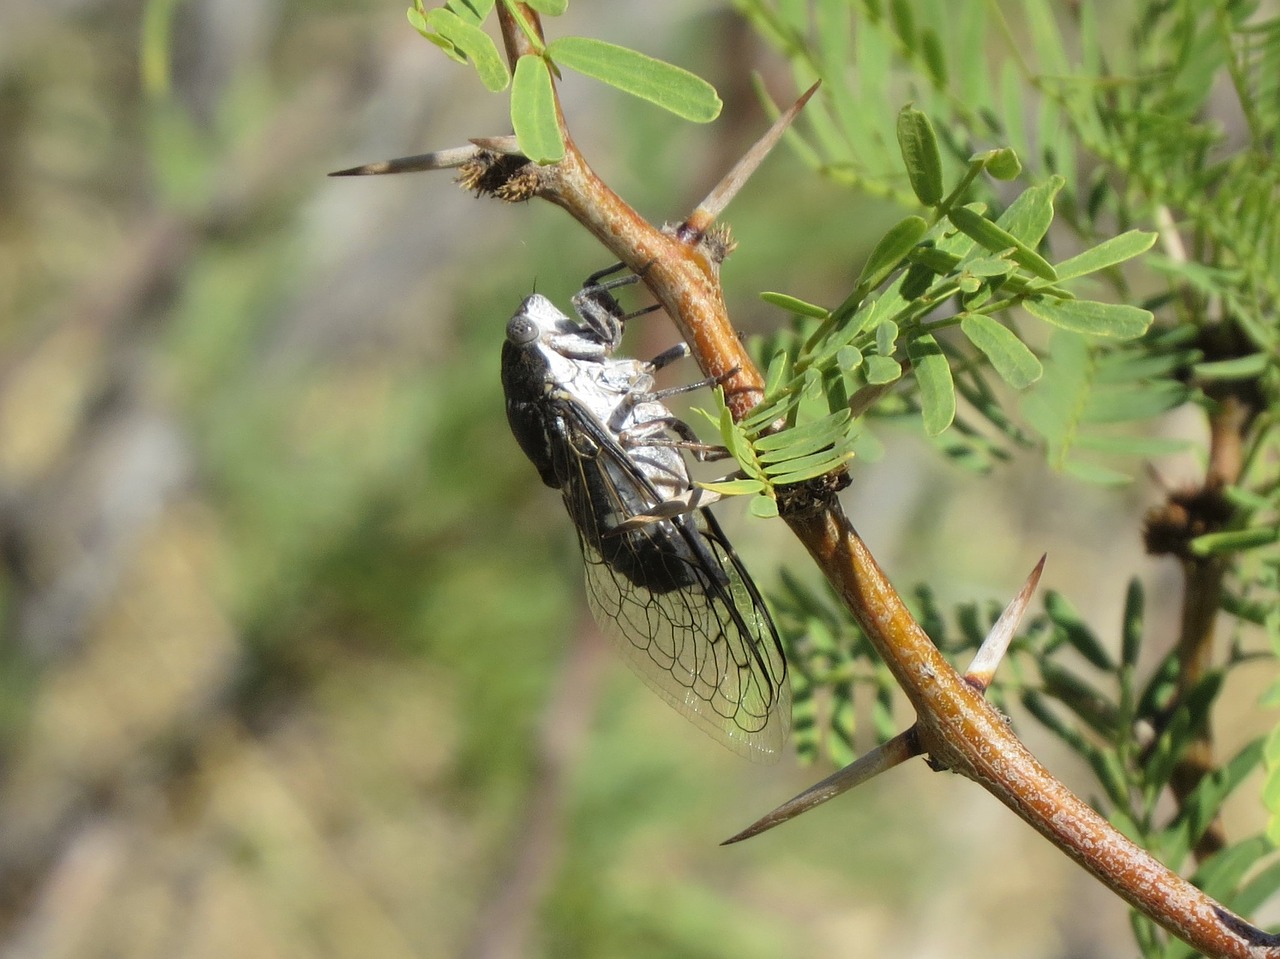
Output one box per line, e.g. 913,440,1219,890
500,268,790,760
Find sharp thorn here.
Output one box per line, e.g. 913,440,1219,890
722,726,919,845
964,554,1047,692
468,135,523,155
328,144,493,177
681,81,821,238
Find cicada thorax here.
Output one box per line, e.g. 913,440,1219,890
499,273,791,760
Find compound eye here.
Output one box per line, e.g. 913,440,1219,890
506,315,538,346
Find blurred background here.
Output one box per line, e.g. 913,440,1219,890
0,1,1263,957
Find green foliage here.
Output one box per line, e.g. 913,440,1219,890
719,119,1153,500
510,54,561,163
409,0,721,162
547,38,722,122
737,0,1278,476
779,560,1280,955
1023,586,1280,959
769,570,903,766
735,0,1280,949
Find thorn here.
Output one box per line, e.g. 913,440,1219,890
328,143,495,177
964,554,1047,692
468,135,523,155
722,726,920,845
679,81,821,240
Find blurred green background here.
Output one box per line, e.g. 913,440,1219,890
0,2,1250,957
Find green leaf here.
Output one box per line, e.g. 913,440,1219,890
960,314,1042,388
1120,577,1143,670
1193,353,1270,381
1022,691,1092,754
964,255,1014,278
851,215,929,302
762,291,830,319
547,37,722,122
1088,749,1134,809
754,410,852,454
1192,835,1272,903
996,176,1062,249
1148,672,1223,793
762,350,791,398
407,6,442,42
876,319,898,355
907,334,955,435
749,495,780,518
523,0,567,13
920,27,947,85
1045,590,1114,670
864,354,902,384
426,8,509,91
896,106,943,206
511,55,564,163
1040,659,1117,739
1095,348,1196,384
984,147,1021,180
698,478,768,496
830,690,858,766
1080,382,1188,423
889,0,916,43
948,205,1057,280
1266,725,1280,844
769,447,855,484
1023,297,1153,338
1174,740,1264,850
715,395,765,481
908,244,961,274
1189,525,1280,557
836,346,863,370
1135,652,1180,722
1054,230,1158,281
446,0,493,26
1235,858,1280,919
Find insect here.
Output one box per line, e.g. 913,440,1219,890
500,267,791,760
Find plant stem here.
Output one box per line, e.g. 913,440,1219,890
464,12,1280,957
1168,391,1253,860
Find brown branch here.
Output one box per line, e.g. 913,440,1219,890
788,513,1278,959
337,12,1280,959
485,15,1278,958
509,164,1280,959
1143,308,1262,859
1167,388,1256,859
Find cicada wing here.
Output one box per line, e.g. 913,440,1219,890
554,402,791,761
582,512,792,760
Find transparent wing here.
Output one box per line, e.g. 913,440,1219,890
551,399,791,761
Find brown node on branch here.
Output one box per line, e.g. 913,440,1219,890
775,467,852,518
698,223,738,265
457,150,540,201
1142,482,1234,560
329,32,1280,946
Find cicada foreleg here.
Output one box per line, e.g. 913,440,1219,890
572,265,661,348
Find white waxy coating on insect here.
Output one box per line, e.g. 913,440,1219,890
513,294,688,502
502,285,791,759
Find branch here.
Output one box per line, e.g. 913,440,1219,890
332,14,1280,959
1148,208,1264,861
